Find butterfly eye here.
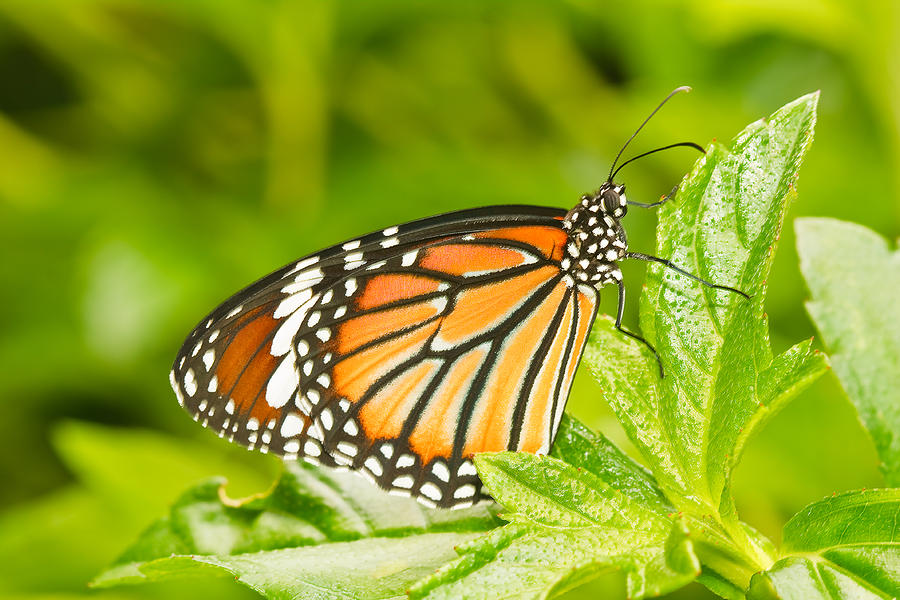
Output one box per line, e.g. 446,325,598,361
601,189,621,214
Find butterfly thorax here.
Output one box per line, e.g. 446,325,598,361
560,182,628,288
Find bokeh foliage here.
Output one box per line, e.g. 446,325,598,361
1,1,897,599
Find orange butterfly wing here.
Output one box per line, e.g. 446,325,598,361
171,207,596,508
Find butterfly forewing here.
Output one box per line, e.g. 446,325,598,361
171,206,597,508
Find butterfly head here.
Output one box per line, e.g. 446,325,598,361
565,182,627,222
598,182,628,218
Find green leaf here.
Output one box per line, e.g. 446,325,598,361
748,489,900,599
797,217,900,486
583,93,828,580
93,461,499,596
114,533,477,600
408,416,700,599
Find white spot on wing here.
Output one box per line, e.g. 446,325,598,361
272,301,314,356
364,456,383,476
401,251,418,267
266,356,298,408
320,407,333,430
432,461,450,482
170,371,183,405
430,297,448,313
202,349,215,371
382,226,399,236
225,305,244,319
392,475,414,489
342,240,361,250
457,461,477,477
281,413,305,437
293,266,326,285
337,441,358,456
287,256,319,275
454,483,476,499
184,369,197,396
274,289,313,319
420,482,442,501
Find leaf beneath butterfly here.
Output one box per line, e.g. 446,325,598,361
748,489,900,599
92,461,499,598
583,93,829,584
797,218,900,486
408,416,701,600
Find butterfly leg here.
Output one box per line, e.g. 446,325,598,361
627,184,679,209
613,278,665,377
625,252,750,300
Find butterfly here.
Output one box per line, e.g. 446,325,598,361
169,87,747,509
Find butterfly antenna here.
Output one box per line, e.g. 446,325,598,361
610,141,705,181
607,86,693,182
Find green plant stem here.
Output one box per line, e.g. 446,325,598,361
685,510,776,592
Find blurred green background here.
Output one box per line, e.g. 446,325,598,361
1,1,897,599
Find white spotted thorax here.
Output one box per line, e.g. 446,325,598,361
561,182,628,286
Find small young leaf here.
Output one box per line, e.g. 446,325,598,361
748,489,900,599
797,217,900,485
408,417,700,600
584,93,828,534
